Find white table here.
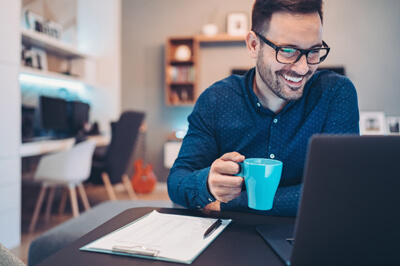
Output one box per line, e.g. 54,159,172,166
20,134,111,158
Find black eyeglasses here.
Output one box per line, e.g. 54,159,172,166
254,31,330,65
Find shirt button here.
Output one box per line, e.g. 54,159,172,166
257,102,261,107
197,205,202,209
270,154,275,159
273,118,278,123
208,198,213,202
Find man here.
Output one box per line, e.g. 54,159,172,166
168,0,359,216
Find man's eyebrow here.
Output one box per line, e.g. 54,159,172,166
279,43,323,49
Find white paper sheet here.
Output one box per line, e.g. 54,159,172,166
82,210,232,264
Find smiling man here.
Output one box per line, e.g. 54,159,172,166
168,0,359,216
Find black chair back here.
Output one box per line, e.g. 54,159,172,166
101,111,145,184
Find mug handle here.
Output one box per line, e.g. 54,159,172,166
234,162,244,177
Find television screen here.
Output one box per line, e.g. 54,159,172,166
40,96,69,133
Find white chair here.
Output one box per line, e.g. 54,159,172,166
29,140,96,233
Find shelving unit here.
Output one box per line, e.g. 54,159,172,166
21,28,86,58
20,27,95,86
165,34,245,106
165,37,198,106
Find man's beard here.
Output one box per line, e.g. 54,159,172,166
256,50,314,101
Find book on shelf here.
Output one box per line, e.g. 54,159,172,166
168,66,195,83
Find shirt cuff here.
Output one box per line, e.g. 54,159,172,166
195,166,216,208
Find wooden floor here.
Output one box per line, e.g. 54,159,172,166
11,182,171,264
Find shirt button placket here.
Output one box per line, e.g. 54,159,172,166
269,117,278,160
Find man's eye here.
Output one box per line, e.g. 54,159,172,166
281,48,297,54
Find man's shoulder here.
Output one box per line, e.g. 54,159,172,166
311,69,354,89
306,69,357,102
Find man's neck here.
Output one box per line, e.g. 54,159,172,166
253,76,288,114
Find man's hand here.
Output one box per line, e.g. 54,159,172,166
202,201,221,214
208,152,245,203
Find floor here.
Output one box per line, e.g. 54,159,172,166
11,181,171,264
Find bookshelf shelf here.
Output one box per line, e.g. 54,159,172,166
20,28,96,86
165,34,246,106
21,28,91,59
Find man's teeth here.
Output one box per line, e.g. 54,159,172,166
283,75,302,83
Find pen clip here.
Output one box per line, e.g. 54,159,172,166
112,245,160,257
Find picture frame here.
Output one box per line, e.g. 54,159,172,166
359,111,386,135
386,116,400,135
227,13,248,36
23,9,63,40
31,47,48,71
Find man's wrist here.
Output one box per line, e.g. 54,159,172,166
196,167,216,207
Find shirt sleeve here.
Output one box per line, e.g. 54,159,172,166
167,90,219,209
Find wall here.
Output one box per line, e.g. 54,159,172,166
121,0,400,182
0,0,21,249
323,0,400,115
77,0,122,132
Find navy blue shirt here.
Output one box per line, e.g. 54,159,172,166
167,68,359,216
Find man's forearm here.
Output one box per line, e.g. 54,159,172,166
167,166,215,209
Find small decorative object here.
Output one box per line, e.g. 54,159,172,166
174,45,192,61
359,111,386,135
21,46,48,70
202,6,218,36
202,24,218,36
30,47,48,70
131,159,157,193
23,9,63,40
386,116,400,135
227,12,248,36
131,129,157,193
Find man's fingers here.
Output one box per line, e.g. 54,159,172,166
212,160,242,175
208,151,246,202
220,152,245,162
208,174,244,188
212,184,242,196
217,191,242,203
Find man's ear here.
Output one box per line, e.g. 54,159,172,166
246,31,259,59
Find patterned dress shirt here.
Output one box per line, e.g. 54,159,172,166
168,68,359,216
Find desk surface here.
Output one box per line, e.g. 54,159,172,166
38,207,294,266
20,134,110,157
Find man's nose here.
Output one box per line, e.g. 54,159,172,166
291,54,309,76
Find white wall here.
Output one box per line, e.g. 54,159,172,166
0,0,22,249
77,0,122,132
323,0,400,115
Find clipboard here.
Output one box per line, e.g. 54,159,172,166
80,210,232,264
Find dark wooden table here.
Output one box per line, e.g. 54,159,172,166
38,207,294,266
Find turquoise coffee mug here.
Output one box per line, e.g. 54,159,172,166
235,158,283,210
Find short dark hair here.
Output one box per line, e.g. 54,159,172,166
251,0,324,34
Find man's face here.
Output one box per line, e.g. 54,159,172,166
256,12,323,101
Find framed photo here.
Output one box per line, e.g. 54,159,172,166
386,116,400,135
359,111,386,135
227,13,248,36
23,9,62,40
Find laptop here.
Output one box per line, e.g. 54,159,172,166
257,135,400,266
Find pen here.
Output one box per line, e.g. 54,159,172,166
203,219,222,239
